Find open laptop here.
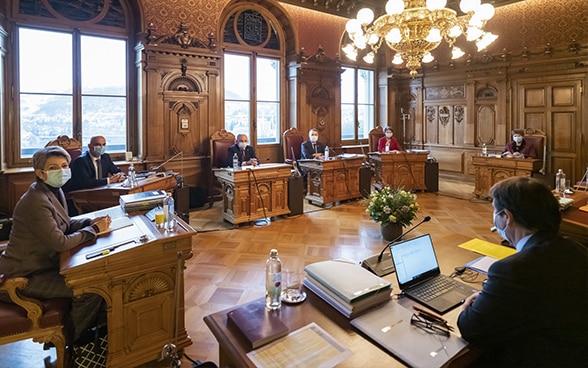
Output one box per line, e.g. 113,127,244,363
389,234,478,314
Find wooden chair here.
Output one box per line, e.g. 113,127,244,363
46,135,83,161
282,127,304,164
0,274,70,368
208,130,235,206
523,128,547,174
368,127,384,153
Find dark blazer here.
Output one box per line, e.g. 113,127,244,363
227,144,259,167
301,140,326,159
0,181,97,277
457,232,588,367
377,136,403,152
502,139,538,158
63,151,121,192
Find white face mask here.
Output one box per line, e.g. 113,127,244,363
310,135,318,143
493,211,509,243
385,132,393,138
93,145,106,156
44,168,72,188
238,142,247,149
513,136,522,144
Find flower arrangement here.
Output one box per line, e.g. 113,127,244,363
365,187,419,227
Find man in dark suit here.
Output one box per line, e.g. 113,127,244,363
458,176,587,367
301,128,326,159
0,146,110,342
63,135,125,192
227,134,259,167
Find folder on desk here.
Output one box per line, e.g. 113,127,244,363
119,190,167,212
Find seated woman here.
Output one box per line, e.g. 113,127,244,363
502,129,538,158
0,146,110,343
377,126,403,153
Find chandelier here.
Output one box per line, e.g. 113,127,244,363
343,0,498,77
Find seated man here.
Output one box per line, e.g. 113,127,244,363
301,128,326,159
63,135,125,192
502,128,538,158
458,176,587,367
227,134,259,167
377,126,403,153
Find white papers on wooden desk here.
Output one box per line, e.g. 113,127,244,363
465,256,498,275
246,322,352,368
97,216,134,235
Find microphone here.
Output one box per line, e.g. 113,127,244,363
361,216,432,277
150,151,183,171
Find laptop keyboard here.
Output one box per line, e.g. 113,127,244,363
410,276,460,301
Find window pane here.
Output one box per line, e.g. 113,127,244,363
257,102,279,144
19,28,72,93
341,67,355,104
82,96,127,152
81,35,126,95
257,58,279,101
225,101,250,138
357,104,374,139
20,94,72,157
224,54,250,100
357,69,374,104
341,104,355,140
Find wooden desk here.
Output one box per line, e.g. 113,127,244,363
369,152,428,191
68,174,177,214
559,191,588,246
204,234,481,368
472,156,542,198
213,164,292,225
60,207,196,368
298,155,364,205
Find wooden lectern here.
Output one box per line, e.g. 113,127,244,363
368,152,427,191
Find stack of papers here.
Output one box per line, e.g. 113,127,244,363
304,260,391,318
119,190,167,212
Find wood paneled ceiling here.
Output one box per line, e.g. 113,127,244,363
279,0,524,18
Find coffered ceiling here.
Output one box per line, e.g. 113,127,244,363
279,0,524,18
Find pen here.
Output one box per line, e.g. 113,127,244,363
412,305,452,327
85,239,135,260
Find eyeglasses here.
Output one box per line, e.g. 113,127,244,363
410,313,452,337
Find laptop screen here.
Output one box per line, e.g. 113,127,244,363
389,234,441,287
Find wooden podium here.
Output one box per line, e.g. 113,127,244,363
213,164,292,225
368,152,427,191
298,155,364,205
68,174,177,214
472,156,542,198
60,207,196,367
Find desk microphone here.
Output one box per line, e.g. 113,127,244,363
361,216,431,277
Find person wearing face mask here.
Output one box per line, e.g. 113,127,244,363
502,128,537,158
0,146,111,344
377,126,403,153
227,133,259,167
301,128,326,159
458,176,587,367
63,135,125,194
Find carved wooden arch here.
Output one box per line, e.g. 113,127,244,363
161,72,205,94
218,0,298,56
476,86,498,99
124,271,175,303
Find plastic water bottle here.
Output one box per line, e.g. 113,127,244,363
324,146,330,160
128,163,137,187
482,143,487,156
163,192,175,231
385,142,390,153
555,169,565,193
265,249,282,310
232,153,239,170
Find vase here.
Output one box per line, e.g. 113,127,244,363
380,222,403,242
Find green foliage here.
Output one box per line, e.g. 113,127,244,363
364,187,419,227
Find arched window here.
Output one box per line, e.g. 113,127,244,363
9,0,139,163
222,6,285,146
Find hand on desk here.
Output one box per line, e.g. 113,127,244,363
245,159,259,166
461,291,480,311
91,215,111,233
312,153,324,159
108,173,126,183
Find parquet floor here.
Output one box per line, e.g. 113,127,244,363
0,178,500,367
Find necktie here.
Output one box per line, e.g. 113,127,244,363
313,143,317,153
96,159,102,179
241,150,245,162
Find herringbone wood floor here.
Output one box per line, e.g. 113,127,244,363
0,178,500,367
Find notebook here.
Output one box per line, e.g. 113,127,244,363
351,301,468,368
389,234,478,314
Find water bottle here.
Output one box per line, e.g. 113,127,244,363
555,169,565,193
482,143,487,156
232,153,239,170
324,146,330,160
128,163,137,187
265,249,282,310
385,142,390,153
163,192,175,231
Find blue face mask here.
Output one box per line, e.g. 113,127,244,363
513,136,522,144
93,145,106,156
44,168,72,188
493,211,510,243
